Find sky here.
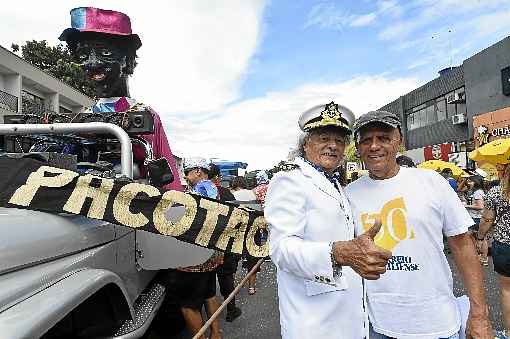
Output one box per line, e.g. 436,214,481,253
2,0,510,171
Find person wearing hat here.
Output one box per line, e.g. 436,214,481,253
160,157,224,339
182,157,218,198
59,7,182,191
345,110,493,339
265,101,392,339
177,157,224,337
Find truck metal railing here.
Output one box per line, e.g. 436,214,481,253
0,122,133,178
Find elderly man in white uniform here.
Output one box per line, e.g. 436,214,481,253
265,102,392,339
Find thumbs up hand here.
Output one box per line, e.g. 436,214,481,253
332,219,392,280
365,219,384,239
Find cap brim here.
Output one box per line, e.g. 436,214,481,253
303,121,352,133
59,28,142,50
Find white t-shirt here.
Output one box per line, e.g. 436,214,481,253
233,189,257,202
467,189,485,219
232,189,260,210
345,167,473,339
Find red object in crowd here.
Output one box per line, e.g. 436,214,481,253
253,184,268,208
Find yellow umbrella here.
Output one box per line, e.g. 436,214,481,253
478,162,499,181
417,160,467,177
469,138,510,165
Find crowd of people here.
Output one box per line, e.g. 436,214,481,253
48,6,510,338
167,157,268,339
435,162,510,337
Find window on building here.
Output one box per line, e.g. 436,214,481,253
407,114,414,130
456,102,466,116
426,103,436,124
436,98,447,121
406,87,466,130
21,90,45,115
455,87,466,99
407,113,417,130
418,108,427,128
413,103,426,112
446,91,457,118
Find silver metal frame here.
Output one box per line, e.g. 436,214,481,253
0,122,133,178
131,137,154,164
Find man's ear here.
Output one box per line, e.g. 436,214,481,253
303,139,309,154
394,128,403,146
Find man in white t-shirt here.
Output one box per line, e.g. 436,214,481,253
345,110,493,339
230,176,260,210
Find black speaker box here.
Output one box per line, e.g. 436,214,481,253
147,158,174,187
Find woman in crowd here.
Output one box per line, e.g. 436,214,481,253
464,175,488,265
477,163,510,336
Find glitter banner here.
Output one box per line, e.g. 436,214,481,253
0,157,268,258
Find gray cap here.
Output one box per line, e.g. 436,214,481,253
353,110,401,136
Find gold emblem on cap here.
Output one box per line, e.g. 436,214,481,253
322,101,341,120
304,101,349,130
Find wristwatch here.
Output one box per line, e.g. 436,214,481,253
329,242,342,278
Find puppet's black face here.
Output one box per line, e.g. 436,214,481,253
75,40,127,97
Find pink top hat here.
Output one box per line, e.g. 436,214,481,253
59,7,141,49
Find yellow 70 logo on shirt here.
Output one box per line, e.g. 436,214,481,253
361,197,415,251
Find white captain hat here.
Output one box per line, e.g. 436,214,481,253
298,101,355,133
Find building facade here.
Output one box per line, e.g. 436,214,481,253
381,35,510,168
0,45,94,121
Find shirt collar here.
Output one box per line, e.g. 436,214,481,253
302,157,343,188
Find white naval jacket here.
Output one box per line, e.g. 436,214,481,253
265,157,366,339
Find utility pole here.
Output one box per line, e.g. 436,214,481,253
432,28,454,68
448,29,453,68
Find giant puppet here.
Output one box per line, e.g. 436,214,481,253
59,7,183,191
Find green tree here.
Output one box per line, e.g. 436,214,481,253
344,142,359,163
13,40,95,97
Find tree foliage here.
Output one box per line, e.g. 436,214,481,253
344,142,359,163
13,40,95,98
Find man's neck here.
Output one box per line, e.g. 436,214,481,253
369,165,400,180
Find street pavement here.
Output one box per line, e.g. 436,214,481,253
217,259,281,339
152,253,503,338
449,254,504,331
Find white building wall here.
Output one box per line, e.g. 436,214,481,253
0,45,93,118
5,75,21,97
